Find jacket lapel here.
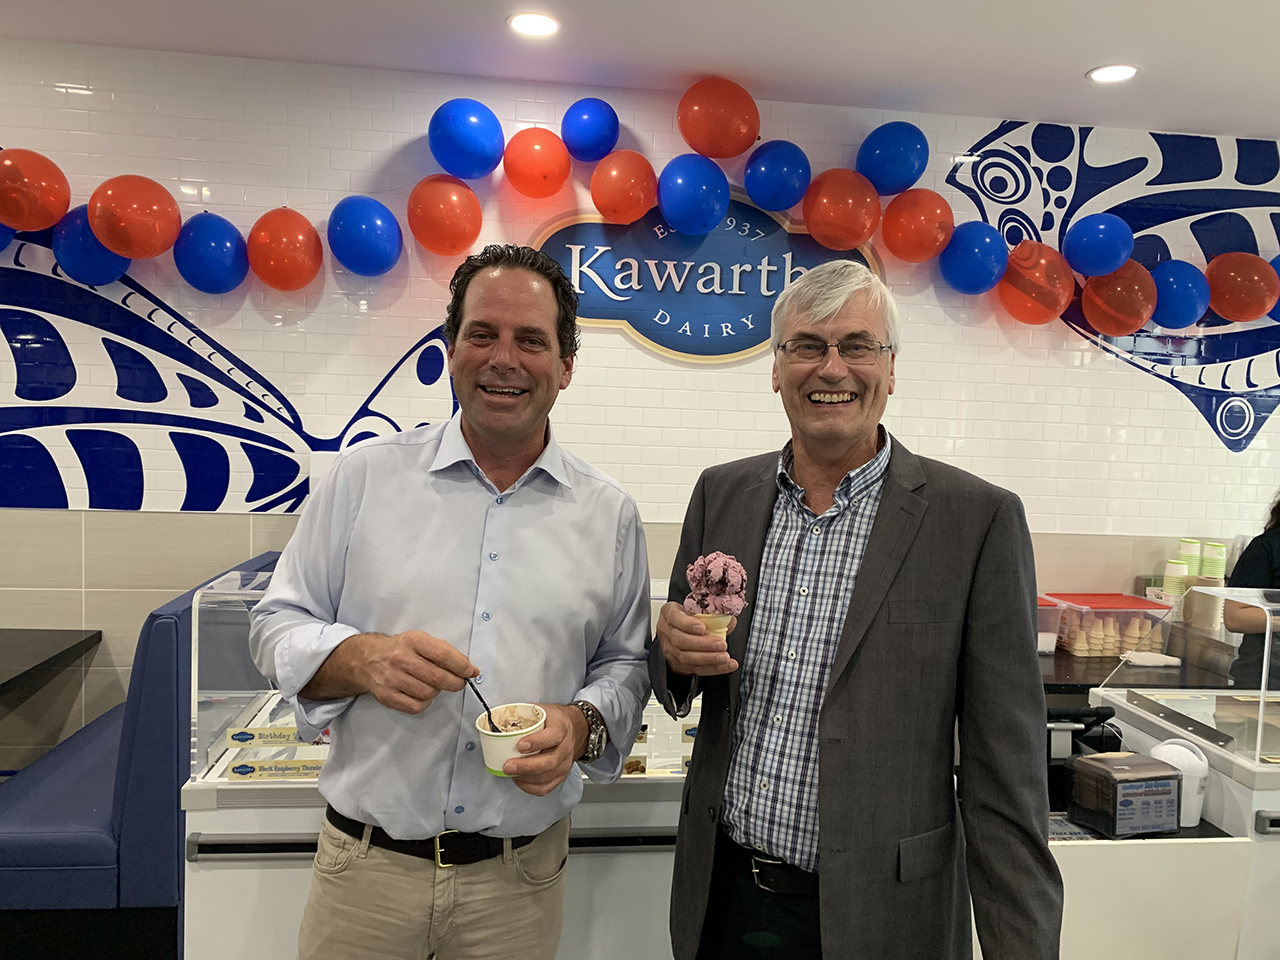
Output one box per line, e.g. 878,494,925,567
725,458,778,716
827,437,929,688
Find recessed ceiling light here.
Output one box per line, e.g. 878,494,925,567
53,82,93,95
952,154,982,164
1087,64,1137,84
509,13,559,37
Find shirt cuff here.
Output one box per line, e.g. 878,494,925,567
274,621,362,738
573,684,640,784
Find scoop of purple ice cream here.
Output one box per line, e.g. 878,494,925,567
683,552,747,616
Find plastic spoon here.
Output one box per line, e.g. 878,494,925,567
467,677,499,732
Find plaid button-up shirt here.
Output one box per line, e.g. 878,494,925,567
721,433,891,872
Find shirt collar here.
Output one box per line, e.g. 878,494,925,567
430,411,573,490
777,427,891,511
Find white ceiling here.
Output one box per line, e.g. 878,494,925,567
7,0,1280,140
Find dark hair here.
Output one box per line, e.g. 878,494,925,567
1267,491,1280,532
444,244,580,358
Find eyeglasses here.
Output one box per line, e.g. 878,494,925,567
776,337,892,365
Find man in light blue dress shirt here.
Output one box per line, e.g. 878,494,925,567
250,245,652,960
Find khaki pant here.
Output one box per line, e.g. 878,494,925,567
297,817,570,960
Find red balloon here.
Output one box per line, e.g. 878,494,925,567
801,169,880,251
997,241,1075,324
0,148,71,231
407,175,482,257
590,150,657,224
1205,251,1279,322
676,77,760,159
881,188,954,262
247,208,323,291
87,175,181,259
1082,259,1158,337
503,128,571,199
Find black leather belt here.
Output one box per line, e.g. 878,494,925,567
721,829,819,897
325,804,535,868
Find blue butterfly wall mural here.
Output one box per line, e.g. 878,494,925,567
949,121,1280,452
0,234,457,512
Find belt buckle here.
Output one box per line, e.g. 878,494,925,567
434,829,458,868
749,854,784,893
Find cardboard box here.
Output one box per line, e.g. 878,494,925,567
1067,752,1182,839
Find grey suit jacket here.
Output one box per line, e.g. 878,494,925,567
649,436,1063,960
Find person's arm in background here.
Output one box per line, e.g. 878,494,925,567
957,492,1063,960
1223,534,1276,634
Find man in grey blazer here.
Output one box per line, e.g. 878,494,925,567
650,259,1063,960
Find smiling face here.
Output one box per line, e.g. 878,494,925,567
447,266,573,462
771,290,895,469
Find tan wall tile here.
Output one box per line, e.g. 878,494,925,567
0,510,82,589
0,590,84,629
1129,536,1187,587
0,664,82,746
251,513,299,555
0,744,55,772
644,522,683,581
81,667,129,730
83,589,177,671
85,512,252,590
1031,533,1134,595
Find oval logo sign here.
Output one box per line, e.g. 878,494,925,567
534,197,877,363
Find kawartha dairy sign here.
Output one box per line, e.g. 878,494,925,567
534,197,877,363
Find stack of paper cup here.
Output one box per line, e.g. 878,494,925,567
1201,541,1227,578
1163,559,1189,596
1177,539,1202,576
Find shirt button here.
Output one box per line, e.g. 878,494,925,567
489,552,498,560
754,841,765,851
482,611,491,621
760,780,769,791
496,496,504,504
799,586,809,596
811,526,820,535
454,805,464,814
773,715,782,724
474,674,484,684
787,650,797,660
466,741,475,751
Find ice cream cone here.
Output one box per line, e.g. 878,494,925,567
694,613,733,638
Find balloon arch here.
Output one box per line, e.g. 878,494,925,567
1,78,1277,331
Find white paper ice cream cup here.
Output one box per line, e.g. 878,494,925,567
475,703,546,777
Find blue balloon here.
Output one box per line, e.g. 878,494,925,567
0,222,14,252
561,98,620,163
1061,213,1134,277
938,221,1008,295
173,212,249,295
855,121,929,196
52,205,130,286
1151,259,1210,329
1269,256,1280,321
744,140,811,211
428,98,505,180
658,154,730,235
327,195,402,277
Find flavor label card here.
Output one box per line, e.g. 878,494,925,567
227,759,325,780
1113,779,1178,836
681,724,698,742
226,726,299,747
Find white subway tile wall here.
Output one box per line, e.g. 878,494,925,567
1,38,1277,535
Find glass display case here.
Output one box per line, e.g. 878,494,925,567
188,571,328,789
1093,587,1280,779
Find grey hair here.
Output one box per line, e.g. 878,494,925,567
770,259,901,354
